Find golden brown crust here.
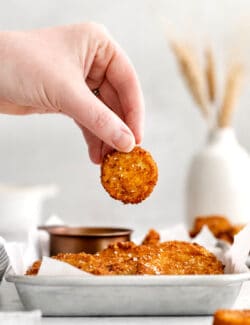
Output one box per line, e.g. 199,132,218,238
230,225,245,237
190,216,231,238
100,146,158,204
190,215,244,244
26,231,224,276
135,241,224,275
141,228,160,245
213,309,250,325
26,260,42,276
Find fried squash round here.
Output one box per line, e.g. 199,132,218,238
213,309,250,325
100,146,158,204
190,215,245,244
137,241,224,275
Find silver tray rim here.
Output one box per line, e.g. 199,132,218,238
5,272,250,287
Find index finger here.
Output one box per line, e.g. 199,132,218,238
106,45,145,144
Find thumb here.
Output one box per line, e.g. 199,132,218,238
62,84,135,152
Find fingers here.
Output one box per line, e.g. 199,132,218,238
82,128,102,164
77,122,114,165
99,78,124,121
106,46,145,144
101,142,113,161
63,83,135,153
77,79,125,164
85,41,114,90
75,121,102,164
98,78,124,161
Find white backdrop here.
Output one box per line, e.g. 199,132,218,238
0,0,250,234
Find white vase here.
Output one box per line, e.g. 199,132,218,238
186,127,250,227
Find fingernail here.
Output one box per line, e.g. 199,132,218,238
112,130,135,152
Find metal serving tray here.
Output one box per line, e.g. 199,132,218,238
6,273,250,316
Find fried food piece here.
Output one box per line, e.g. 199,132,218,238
141,228,160,245
95,241,138,275
26,241,139,276
190,216,231,238
190,215,244,244
100,146,158,204
213,309,250,325
231,225,245,237
26,252,101,275
26,237,224,275
26,260,42,276
53,252,101,274
136,241,224,275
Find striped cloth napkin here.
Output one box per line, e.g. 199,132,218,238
0,239,9,282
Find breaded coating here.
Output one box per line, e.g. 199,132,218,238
136,241,224,275
26,260,42,276
100,146,158,204
141,228,160,245
190,216,231,238
190,215,244,244
213,309,250,325
95,241,138,275
231,225,245,237
26,252,101,276
26,230,224,276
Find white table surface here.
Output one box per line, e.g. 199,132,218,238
1,280,250,325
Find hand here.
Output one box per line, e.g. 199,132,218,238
0,23,144,163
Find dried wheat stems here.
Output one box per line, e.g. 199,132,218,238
218,63,244,127
205,48,216,103
169,38,244,128
170,41,209,118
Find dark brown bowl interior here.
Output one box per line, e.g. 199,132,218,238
47,227,132,237
40,226,132,255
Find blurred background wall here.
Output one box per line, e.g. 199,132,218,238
0,0,250,234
